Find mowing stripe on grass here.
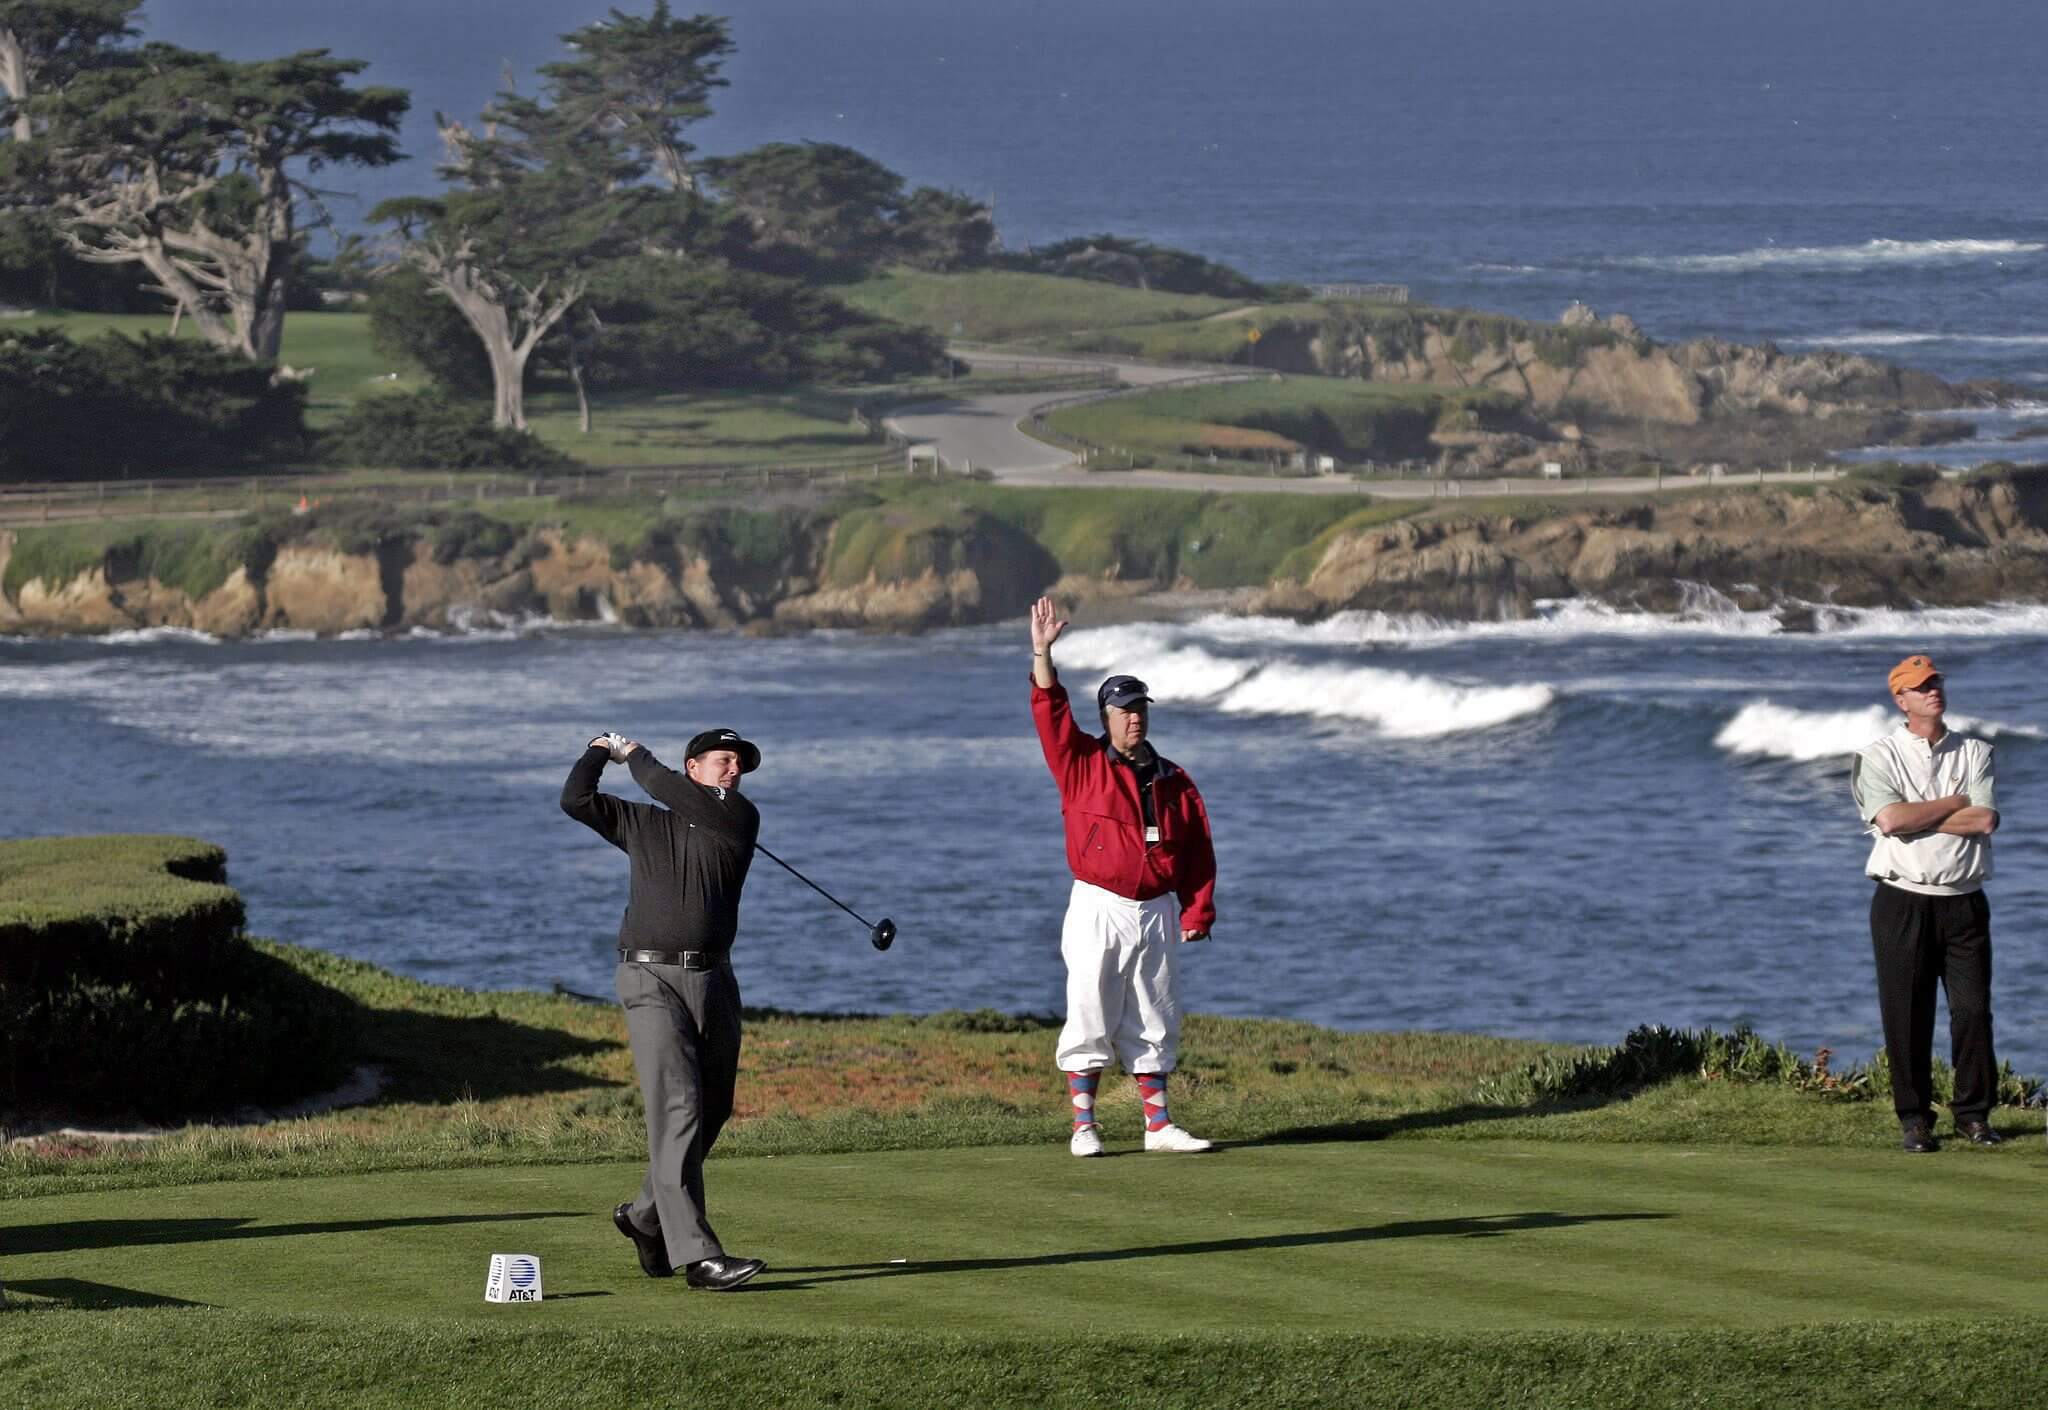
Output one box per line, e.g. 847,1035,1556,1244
6,1140,2046,1337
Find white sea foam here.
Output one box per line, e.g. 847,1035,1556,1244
1806,602,2048,637
91,626,221,647
1613,237,2045,275
1109,595,2048,654
1146,592,1781,651
1053,625,1257,700
1715,702,2042,763
1054,622,1552,738
1785,331,2048,350
1213,662,1554,739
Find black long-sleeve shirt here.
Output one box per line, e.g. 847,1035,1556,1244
560,745,760,956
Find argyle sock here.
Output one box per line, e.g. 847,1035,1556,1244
1136,1072,1171,1131
1065,1070,1101,1129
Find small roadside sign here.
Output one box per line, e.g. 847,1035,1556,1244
1246,327,1262,343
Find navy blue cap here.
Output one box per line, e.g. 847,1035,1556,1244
1096,675,1152,711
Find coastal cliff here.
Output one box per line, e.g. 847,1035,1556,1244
9,473,2048,636
0,506,1058,637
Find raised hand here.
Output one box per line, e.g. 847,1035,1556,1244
1030,596,1068,654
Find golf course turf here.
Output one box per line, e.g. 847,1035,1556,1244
7,1135,2048,1406
6,847,2047,1408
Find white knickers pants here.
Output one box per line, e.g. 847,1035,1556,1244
1055,879,1182,1075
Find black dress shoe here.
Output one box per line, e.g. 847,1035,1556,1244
1956,1118,2004,1147
685,1255,765,1291
1901,1120,1938,1154
614,1203,672,1278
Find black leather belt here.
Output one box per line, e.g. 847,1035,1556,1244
620,948,723,970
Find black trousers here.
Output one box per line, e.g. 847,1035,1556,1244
616,960,744,1266
1869,882,1997,1123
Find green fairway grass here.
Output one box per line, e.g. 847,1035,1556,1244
8,910,2046,1407
1041,300,1329,363
6,1141,2047,1407
835,268,1241,343
1044,375,1512,472
13,1141,2048,1332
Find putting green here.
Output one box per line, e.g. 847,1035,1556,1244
7,1137,2045,1332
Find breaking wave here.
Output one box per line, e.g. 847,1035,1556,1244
1785,331,2048,350
1053,624,1553,739
1715,702,2042,763
1612,237,2045,275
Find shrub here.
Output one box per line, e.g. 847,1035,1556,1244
429,510,522,564
1845,462,1943,490
1004,235,1275,300
571,258,944,393
0,835,357,1120
0,327,309,481
1472,1021,2041,1109
323,391,573,471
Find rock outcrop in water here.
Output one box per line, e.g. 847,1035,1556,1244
1255,472,2048,621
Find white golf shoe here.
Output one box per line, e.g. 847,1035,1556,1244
1143,1123,1213,1154
1069,1124,1105,1157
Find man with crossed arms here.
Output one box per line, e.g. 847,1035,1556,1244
1029,596,1217,1156
1852,654,2005,1153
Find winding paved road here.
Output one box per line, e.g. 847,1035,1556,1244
888,351,1846,497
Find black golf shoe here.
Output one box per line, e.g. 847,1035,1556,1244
1956,1118,2003,1147
685,1255,765,1291
614,1203,672,1277
1900,1119,1938,1154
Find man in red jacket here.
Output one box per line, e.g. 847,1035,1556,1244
1029,596,1217,1156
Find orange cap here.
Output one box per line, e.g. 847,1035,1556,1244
1887,655,1940,694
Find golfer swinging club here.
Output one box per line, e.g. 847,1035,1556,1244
1029,596,1218,1155
560,727,767,1291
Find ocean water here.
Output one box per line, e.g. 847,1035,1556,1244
146,0,2048,389
13,4,2048,1065
6,606,2047,1072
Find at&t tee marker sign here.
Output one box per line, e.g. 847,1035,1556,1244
484,1253,544,1303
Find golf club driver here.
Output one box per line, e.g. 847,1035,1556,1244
754,841,895,950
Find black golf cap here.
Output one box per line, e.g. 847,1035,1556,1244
685,727,761,774
1097,675,1152,711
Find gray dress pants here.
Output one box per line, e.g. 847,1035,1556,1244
615,959,743,1267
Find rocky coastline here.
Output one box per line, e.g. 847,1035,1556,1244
7,471,2048,637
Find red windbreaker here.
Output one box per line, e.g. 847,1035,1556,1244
1031,678,1217,933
